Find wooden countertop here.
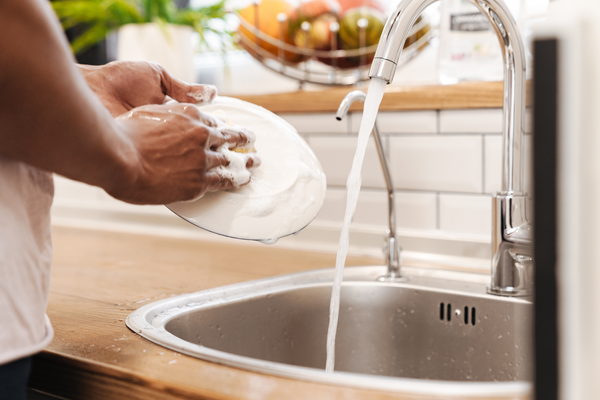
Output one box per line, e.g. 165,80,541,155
29,226,529,400
232,81,531,114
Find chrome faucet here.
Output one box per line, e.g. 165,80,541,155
369,0,532,296
336,91,403,281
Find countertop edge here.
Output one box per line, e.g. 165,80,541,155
229,81,532,114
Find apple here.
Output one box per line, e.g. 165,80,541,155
289,0,341,50
338,7,385,50
293,13,338,50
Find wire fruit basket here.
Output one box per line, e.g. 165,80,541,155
232,1,437,86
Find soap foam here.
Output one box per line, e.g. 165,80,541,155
167,96,326,242
188,84,217,105
207,111,261,192
211,147,254,189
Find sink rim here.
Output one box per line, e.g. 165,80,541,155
126,265,532,397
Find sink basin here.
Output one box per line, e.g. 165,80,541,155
127,266,533,397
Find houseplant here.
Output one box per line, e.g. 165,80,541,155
52,0,232,81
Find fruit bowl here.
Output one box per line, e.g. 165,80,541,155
232,0,437,86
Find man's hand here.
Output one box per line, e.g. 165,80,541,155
109,103,260,205
0,0,261,206
78,61,217,117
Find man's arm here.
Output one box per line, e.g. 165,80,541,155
0,0,255,204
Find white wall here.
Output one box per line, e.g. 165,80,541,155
280,107,533,240
51,107,532,272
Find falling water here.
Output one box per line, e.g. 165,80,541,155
325,78,388,373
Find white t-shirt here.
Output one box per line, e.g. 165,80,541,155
0,155,54,365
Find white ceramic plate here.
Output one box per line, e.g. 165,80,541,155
166,97,326,243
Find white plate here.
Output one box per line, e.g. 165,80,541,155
166,97,326,243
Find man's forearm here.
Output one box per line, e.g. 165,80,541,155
0,0,135,192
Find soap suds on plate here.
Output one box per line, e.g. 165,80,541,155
188,84,217,104
211,146,258,189
209,110,261,190
167,96,326,242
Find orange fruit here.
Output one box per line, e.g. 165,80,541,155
238,0,304,63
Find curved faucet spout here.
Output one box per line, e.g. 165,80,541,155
369,0,531,296
370,0,526,195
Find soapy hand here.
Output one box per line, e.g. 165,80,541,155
78,61,217,117
108,102,260,204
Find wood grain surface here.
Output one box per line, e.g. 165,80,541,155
232,81,532,114
29,226,530,399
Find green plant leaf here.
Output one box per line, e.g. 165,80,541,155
51,0,233,54
70,22,109,54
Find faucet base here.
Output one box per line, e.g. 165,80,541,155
489,195,534,297
377,273,408,282
487,285,533,297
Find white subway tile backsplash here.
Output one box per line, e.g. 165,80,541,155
54,107,513,250
484,135,502,194
314,187,346,223
354,189,388,227
395,191,437,230
350,111,438,134
278,113,348,134
439,194,492,236
321,189,438,231
389,136,482,192
440,109,503,134
309,136,386,188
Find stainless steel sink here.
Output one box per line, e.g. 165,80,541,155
127,266,533,397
